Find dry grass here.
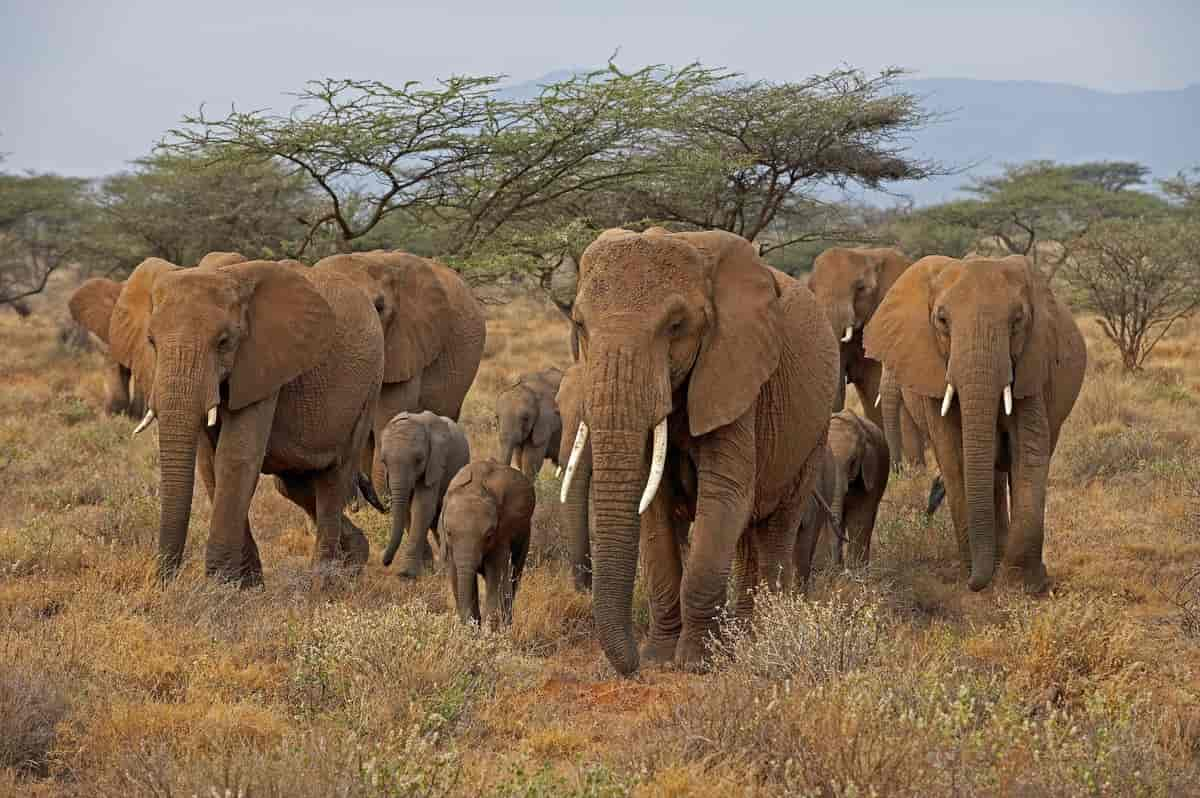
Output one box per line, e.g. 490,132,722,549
2,276,1200,795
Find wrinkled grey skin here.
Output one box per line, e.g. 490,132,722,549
810,411,890,572
379,411,471,578
496,368,564,480
439,460,535,627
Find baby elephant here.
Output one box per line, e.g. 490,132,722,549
439,460,535,627
495,368,563,480
796,410,890,580
379,411,471,577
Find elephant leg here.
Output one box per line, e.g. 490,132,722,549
202,429,262,586
901,404,926,467
482,548,513,628
843,492,880,569
372,378,422,500
918,398,971,574
206,397,275,585
677,414,755,670
394,483,439,578
1006,400,1051,593
730,532,759,619
639,484,687,666
310,463,368,571
509,534,530,626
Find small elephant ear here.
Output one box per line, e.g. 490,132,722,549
196,251,247,269
68,277,122,345
110,258,181,399
863,257,952,399
425,416,451,489
856,415,888,493
380,255,451,384
1012,257,1055,399
677,231,782,437
226,261,336,410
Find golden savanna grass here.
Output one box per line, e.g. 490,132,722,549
2,272,1199,796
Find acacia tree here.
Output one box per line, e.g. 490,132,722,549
0,165,89,308
1062,218,1200,370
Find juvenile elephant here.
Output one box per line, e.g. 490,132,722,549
560,228,839,674
106,256,383,584
379,411,471,577
864,255,1086,593
797,411,890,577
496,367,563,480
439,460,535,627
556,363,593,592
808,246,926,466
314,251,486,496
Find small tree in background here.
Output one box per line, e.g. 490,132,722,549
0,164,90,308
1062,218,1200,370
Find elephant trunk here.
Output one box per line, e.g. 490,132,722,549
453,540,482,625
880,372,906,469
381,483,411,567
952,331,1008,591
828,473,847,567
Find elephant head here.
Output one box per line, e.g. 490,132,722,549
808,247,911,408
111,257,335,579
565,227,783,674
379,411,455,572
864,255,1056,591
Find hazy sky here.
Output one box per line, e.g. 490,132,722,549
3,0,1198,175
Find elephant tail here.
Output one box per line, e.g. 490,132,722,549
926,474,946,516
357,472,387,514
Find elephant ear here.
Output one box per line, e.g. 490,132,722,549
555,364,584,465
381,256,451,383
68,277,121,345
226,261,336,410
1012,257,1056,399
856,415,887,493
868,248,912,313
863,257,952,399
677,231,782,437
196,251,247,269
110,258,181,399
425,415,451,489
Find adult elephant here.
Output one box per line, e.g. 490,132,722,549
808,246,926,466
314,251,486,495
496,367,563,480
863,255,1086,593
110,256,383,584
560,228,838,674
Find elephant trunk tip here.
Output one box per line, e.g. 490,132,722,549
357,472,387,513
967,565,995,592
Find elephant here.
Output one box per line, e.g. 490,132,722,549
496,367,563,480
313,250,486,499
808,246,927,467
106,255,384,585
556,363,593,592
559,227,839,674
863,254,1086,593
68,277,145,418
438,460,535,627
797,410,890,576
379,411,471,577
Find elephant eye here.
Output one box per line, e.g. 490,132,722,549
216,331,232,350
934,308,949,329
666,317,685,337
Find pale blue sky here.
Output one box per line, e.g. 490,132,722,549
2,0,1198,175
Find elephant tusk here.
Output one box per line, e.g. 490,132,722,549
638,418,668,515
554,465,563,479
874,394,882,409
841,326,854,343
207,406,218,427
128,373,136,398
940,384,955,417
132,409,156,436
1003,384,1013,416
559,421,589,503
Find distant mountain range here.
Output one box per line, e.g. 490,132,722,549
503,71,1200,206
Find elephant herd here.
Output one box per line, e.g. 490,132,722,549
68,227,1087,676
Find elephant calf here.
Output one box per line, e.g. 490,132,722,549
796,411,890,581
495,367,563,480
439,460,535,627
379,411,471,577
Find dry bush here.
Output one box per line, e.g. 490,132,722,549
509,567,594,656
0,660,67,777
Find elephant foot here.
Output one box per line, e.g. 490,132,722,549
572,570,592,593
238,565,264,590
395,559,430,580
1021,562,1050,596
674,633,715,673
640,635,679,667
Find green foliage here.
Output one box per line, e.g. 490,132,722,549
0,168,90,305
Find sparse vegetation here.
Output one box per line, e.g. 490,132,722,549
3,271,1200,795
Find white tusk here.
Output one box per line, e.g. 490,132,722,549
132,409,156,436
128,373,136,398
1003,384,1013,416
638,418,669,515
207,406,218,427
874,394,882,408
841,326,854,343
554,465,563,479
940,384,955,417
559,422,589,503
